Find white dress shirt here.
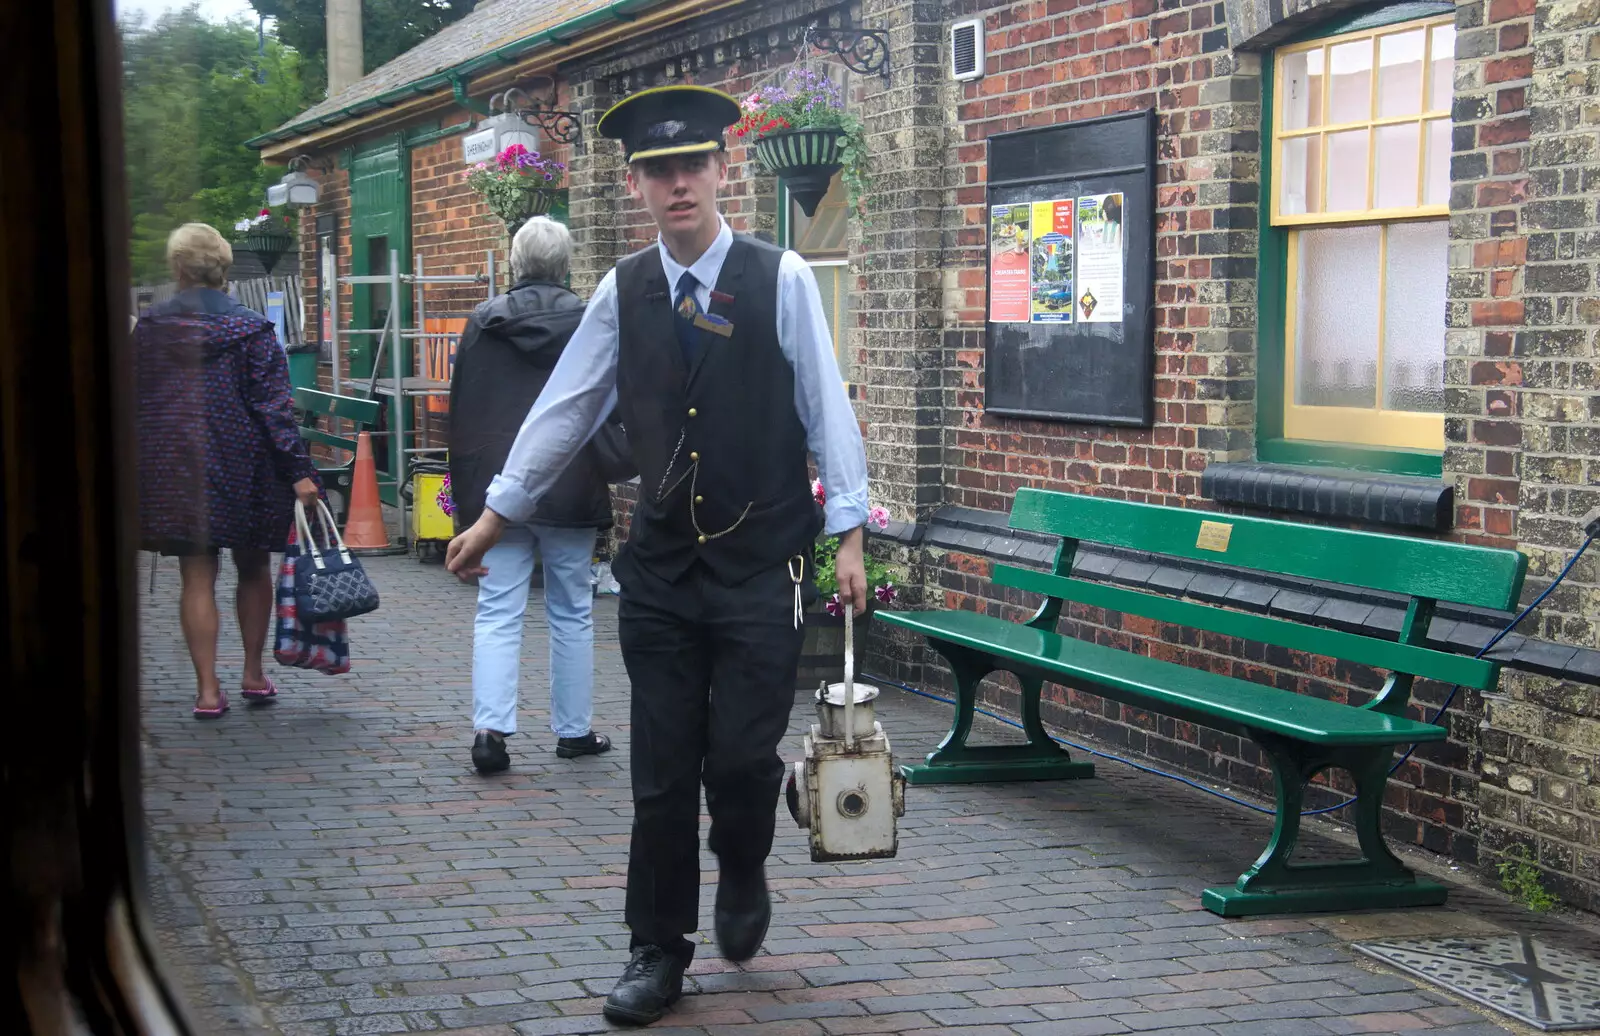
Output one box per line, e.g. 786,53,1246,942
485,219,870,536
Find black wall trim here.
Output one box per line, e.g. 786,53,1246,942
917,505,1600,687
1201,462,1453,531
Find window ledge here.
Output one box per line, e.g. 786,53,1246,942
1200,462,1452,532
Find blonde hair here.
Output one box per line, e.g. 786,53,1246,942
166,223,232,288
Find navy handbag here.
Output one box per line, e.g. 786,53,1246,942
292,499,381,623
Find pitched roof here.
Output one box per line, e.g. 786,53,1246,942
251,0,636,148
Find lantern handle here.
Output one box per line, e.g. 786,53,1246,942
843,602,855,752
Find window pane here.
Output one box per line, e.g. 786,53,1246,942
1429,24,1456,112
1382,221,1447,412
808,262,850,376
1374,122,1420,209
1279,135,1322,215
1295,225,1380,408
1280,48,1324,130
1328,39,1374,123
1326,129,1370,212
1377,29,1426,117
790,174,848,258
1424,117,1450,205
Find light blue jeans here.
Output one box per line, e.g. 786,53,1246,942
472,523,597,739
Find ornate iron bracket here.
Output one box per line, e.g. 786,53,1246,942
491,82,582,146
804,22,891,80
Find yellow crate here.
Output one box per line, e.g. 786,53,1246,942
412,472,456,542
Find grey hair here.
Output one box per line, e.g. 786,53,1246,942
510,216,572,283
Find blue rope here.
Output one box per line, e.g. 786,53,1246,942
868,535,1592,819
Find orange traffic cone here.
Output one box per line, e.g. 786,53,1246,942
343,431,392,553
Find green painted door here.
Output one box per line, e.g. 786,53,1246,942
348,135,409,500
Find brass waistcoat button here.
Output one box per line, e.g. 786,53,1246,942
695,495,704,504
688,407,698,418
689,451,700,462
697,534,707,545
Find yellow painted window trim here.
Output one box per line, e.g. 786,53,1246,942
1271,14,1455,226
1282,224,1446,451
1273,13,1452,452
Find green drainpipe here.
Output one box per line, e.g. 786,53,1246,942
450,74,489,116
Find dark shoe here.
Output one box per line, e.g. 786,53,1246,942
555,731,612,759
471,730,509,774
601,944,686,1025
714,865,770,963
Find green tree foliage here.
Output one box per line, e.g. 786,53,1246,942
248,1,480,93
121,5,318,284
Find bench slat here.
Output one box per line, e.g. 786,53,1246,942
294,387,382,425
878,608,1447,747
298,429,358,453
1008,489,1527,611
994,564,1498,690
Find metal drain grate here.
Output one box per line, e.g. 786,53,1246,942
1355,933,1600,1031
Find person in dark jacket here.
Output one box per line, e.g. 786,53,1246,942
134,222,321,719
450,216,614,775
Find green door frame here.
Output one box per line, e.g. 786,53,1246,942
348,133,411,504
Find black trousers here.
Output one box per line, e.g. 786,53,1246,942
615,554,814,952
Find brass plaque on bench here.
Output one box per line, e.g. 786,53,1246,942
1196,520,1233,553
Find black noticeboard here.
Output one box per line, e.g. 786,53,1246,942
984,109,1156,426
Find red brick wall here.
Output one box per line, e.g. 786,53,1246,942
893,0,1481,862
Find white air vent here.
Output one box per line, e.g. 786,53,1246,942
951,19,984,81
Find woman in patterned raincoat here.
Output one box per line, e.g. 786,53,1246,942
134,223,320,718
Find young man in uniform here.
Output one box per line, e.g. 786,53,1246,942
446,84,870,1026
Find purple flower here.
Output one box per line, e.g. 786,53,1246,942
825,593,843,617
874,583,897,604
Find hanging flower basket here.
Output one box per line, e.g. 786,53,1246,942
232,208,295,276
465,144,566,241
754,128,845,218
734,67,869,223
502,183,555,237
239,226,294,275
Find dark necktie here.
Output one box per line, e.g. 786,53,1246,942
673,270,701,370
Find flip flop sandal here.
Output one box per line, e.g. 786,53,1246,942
242,678,278,703
193,690,229,719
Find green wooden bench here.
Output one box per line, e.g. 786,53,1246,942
878,488,1527,917
293,388,381,525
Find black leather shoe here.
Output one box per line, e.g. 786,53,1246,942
471,731,509,774
714,865,770,963
555,731,612,759
601,944,686,1025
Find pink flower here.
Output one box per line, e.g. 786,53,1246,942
812,479,826,506
868,506,890,530
825,593,843,617
874,582,897,604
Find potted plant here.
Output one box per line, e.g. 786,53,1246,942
797,480,898,689
232,207,295,276
733,67,868,220
464,143,567,237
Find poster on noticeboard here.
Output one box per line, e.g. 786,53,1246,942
1028,199,1074,324
1074,192,1125,323
987,203,1031,322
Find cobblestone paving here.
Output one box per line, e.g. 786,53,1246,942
139,551,1599,1035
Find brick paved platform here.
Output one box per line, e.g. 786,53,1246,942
139,552,1600,1035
